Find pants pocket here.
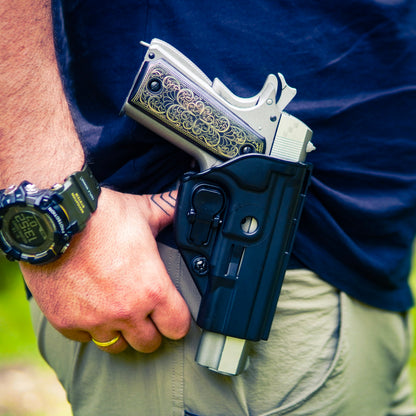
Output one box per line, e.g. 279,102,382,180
238,269,343,416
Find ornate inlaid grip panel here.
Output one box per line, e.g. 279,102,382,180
128,61,265,160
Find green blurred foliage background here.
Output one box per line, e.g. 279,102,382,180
0,259,37,361
0,258,71,416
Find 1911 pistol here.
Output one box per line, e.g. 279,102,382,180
122,38,314,375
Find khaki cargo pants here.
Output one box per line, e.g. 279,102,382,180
30,244,416,416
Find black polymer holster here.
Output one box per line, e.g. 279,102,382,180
175,154,312,342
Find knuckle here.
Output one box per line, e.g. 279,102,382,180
145,281,167,308
111,304,135,323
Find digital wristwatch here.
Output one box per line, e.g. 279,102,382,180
0,165,101,264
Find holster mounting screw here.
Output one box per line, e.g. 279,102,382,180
192,256,209,275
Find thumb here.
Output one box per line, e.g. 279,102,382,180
141,190,178,235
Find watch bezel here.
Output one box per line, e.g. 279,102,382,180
0,201,71,264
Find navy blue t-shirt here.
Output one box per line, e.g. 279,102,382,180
53,0,416,311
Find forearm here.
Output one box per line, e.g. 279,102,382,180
0,2,191,354
0,0,84,189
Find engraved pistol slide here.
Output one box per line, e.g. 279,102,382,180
122,39,314,169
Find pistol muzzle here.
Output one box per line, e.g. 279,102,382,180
195,330,250,376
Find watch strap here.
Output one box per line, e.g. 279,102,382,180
59,164,101,232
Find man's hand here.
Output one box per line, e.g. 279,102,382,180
21,188,191,353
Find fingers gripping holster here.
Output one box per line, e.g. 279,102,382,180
175,154,312,343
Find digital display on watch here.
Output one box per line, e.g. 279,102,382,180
8,211,48,247
0,205,57,259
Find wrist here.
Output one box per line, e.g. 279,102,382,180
0,163,100,264
0,138,85,190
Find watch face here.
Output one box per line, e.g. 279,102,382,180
1,205,57,257
8,210,49,247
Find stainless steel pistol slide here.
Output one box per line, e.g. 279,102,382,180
122,38,314,375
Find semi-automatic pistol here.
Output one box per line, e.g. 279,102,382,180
122,38,314,375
